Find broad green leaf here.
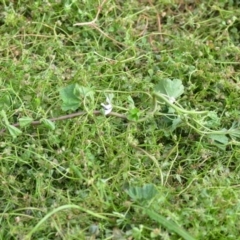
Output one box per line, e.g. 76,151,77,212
7,125,22,138
19,117,34,127
61,101,80,111
74,84,94,101
145,209,195,240
205,111,221,128
59,84,95,111
41,118,55,130
154,78,184,99
126,184,157,201
142,184,158,200
208,133,229,145
59,84,81,111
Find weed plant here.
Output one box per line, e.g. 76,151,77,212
0,0,240,239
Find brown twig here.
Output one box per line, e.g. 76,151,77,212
0,111,128,135
148,0,163,42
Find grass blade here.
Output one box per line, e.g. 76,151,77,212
25,204,109,239
145,209,195,240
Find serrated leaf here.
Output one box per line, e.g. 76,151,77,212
19,117,33,127
7,125,22,138
154,78,184,99
59,84,81,111
41,118,55,130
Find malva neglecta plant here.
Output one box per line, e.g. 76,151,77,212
1,78,240,239
1,0,240,239
2,79,240,150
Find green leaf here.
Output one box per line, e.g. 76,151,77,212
0,110,10,125
19,117,34,127
171,117,182,131
126,184,157,201
7,125,22,138
145,209,195,240
228,123,240,138
59,84,95,111
0,94,11,110
205,111,221,128
229,129,240,139
127,108,141,121
154,78,184,100
127,96,135,108
74,84,94,101
142,184,158,200
40,118,55,130
208,133,229,145
0,111,22,138
59,84,81,111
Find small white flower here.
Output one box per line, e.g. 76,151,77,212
169,96,176,104
101,96,113,115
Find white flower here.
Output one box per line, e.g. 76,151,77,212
101,96,113,115
169,96,176,104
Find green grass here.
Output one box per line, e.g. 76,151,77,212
0,0,240,239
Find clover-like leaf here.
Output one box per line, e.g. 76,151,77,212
154,78,184,101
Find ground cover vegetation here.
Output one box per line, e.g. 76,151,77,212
0,0,240,239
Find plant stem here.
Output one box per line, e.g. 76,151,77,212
154,92,208,115
0,111,127,134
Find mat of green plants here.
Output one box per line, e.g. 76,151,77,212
0,0,240,239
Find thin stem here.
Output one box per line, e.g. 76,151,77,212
154,92,208,115
130,143,164,185
0,111,127,134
